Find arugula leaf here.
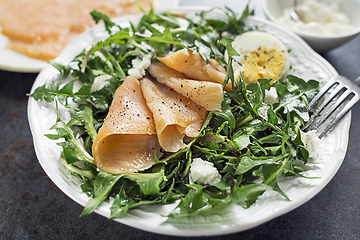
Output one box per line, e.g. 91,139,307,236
80,171,122,217
49,61,71,77
67,104,98,141
235,154,287,175
231,134,251,150
168,183,271,218
47,117,94,165
110,187,132,219
60,154,95,179
123,172,165,195
274,75,320,122
90,10,116,34
230,183,272,208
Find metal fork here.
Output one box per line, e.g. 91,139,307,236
302,75,360,139
290,0,301,22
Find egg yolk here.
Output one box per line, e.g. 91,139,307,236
242,46,285,84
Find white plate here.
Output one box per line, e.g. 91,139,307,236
0,0,179,73
27,6,350,237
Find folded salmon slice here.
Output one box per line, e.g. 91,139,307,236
148,62,224,111
157,49,231,91
92,76,161,174
140,77,208,152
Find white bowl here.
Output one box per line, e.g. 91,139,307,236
262,0,360,53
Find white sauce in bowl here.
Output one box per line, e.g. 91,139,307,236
277,0,357,37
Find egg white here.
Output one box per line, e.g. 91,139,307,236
231,31,290,84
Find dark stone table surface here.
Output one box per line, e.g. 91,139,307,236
1,1,359,239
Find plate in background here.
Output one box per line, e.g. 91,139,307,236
0,0,179,73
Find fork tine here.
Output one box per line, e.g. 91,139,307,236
307,77,338,111
312,88,353,131
318,93,360,138
303,81,345,130
304,75,360,138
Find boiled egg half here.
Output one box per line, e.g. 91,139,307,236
231,31,290,84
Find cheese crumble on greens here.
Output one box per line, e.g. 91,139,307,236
190,158,221,185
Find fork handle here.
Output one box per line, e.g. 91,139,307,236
354,75,360,85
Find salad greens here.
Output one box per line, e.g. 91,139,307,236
29,6,320,219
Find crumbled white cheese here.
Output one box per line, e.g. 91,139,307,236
263,87,279,104
300,130,322,160
128,53,152,79
278,0,356,37
91,74,111,92
189,158,221,185
221,31,230,38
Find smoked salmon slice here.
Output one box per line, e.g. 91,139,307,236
0,0,154,61
157,49,231,91
92,76,161,174
140,77,208,152
148,62,224,111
